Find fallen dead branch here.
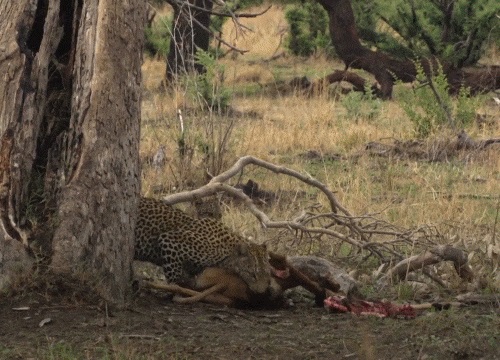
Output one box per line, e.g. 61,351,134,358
161,156,477,290
309,70,379,96
164,156,388,255
428,192,500,200
164,155,339,213
285,256,360,298
455,293,500,306
456,130,500,150
365,132,500,162
379,245,474,287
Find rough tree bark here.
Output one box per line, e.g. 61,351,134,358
165,0,213,81
0,0,144,305
315,0,500,98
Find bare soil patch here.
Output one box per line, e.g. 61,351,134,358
1,287,498,360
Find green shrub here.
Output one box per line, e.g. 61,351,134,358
285,2,333,57
144,15,172,57
396,62,479,138
191,49,231,112
341,85,382,122
352,0,500,67
455,86,478,127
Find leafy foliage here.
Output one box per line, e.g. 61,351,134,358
144,15,172,57
341,85,382,122
396,62,479,138
284,2,332,57
351,0,416,58
352,0,500,67
191,49,232,111
283,0,498,66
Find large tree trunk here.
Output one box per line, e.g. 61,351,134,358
166,0,213,81
315,0,500,98
0,0,144,305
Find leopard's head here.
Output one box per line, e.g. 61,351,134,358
224,242,272,294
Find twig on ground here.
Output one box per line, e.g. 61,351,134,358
119,334,161,341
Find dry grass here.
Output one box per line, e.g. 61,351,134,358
140,4,500,290
222,4,288,59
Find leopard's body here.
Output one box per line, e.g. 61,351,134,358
134,198,271,294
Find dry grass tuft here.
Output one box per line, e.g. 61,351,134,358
222,5,288,59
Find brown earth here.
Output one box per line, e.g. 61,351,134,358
1,284,498,360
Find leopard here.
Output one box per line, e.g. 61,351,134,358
134,197,272,294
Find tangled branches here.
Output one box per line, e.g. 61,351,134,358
163,156,474,286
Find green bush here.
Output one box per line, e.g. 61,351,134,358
341,85,382,122
352,0,499,67
285,2,333,57
191,49,231,112
144,15,172,57
396,62,478,138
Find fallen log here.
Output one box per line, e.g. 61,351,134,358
378,245,474,288
309,70,379,96
455,293,500,306
457,130,500,150
269,252,334,305
286,256,360,298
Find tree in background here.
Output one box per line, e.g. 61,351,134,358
285,0,500,97
166,0,215,80
285,1,333,57
289,0,500,66
148,0,264,82
317,0,500,98
351,0,499,68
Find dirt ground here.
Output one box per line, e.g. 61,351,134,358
1,285,498,360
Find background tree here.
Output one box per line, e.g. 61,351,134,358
285,0,500,97
352,0,499,68
165,0,214,80
285,1,333,57
0,0,144,305
153,0,263,81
